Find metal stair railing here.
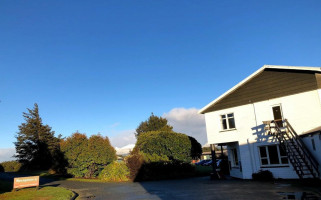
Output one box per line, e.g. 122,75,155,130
263,119,319,179
283,119,319,178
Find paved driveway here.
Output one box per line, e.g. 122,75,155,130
45,177,321,200
1,173,320,200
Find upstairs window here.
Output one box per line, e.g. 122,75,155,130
221,113,236,130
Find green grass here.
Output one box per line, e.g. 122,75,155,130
66,177,132,183
66,177,107,182
0,186,74,200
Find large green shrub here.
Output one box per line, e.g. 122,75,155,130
0,161,22,172
0,164,4,172
135,131,202,162
99,162,130,181
60,133,117,178
135,131,193,162
125,149,196,181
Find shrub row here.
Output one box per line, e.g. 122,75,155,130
0,161,22,172
125,149,195,181
99,162,129,182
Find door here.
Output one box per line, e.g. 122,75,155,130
272,106,283,127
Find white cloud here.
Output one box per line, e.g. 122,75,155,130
163,108,207,145
0,148,16,162
107,107,207,149
109,129,136,149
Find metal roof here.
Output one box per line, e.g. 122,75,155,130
199,65,321,114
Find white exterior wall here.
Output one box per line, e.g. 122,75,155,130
302,134,321,174
205,90,321,179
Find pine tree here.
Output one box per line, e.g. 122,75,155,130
14,103,59,170
135,113,173,137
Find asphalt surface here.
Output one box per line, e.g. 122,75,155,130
46,177,321,200
1,173,320,200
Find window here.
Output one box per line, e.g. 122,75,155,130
221,113,235,130
231,148,239,166
259,145,288,166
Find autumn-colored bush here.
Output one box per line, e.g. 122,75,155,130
99,162,129,181
125,149,144,180
60,132,116,178
0,161,22,172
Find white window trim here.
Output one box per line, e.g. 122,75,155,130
220,113,236,131
258,145,289,167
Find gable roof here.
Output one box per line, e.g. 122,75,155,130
199,65,321,114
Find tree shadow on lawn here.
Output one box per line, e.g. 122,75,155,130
0,172,63,194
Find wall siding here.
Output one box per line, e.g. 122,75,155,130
205,70,318,112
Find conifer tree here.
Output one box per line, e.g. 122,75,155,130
135,113,173,137
14,103,59,170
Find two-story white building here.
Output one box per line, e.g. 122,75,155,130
200,65,321,179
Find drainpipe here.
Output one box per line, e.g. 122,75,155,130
249,100,258,173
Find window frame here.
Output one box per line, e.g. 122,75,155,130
220,113,236,131
258,145,289,167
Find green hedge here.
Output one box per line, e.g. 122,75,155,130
0,161,22,172
125,149,195,181
135,131,193,162
99,162,129,182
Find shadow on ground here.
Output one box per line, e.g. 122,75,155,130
2,172,321,200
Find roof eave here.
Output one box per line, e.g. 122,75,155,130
199,65,267,114
198,65,321,114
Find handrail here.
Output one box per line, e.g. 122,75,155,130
284,119,319,176
270,119,319,178
272,120,304,178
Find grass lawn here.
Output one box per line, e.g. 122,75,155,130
0,186,74,200
66,177,107,183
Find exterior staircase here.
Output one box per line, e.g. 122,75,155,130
263,119,320,179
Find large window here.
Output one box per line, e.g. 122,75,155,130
221,113,236,130
259,145,288,166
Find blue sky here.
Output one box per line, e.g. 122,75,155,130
1,0,321,158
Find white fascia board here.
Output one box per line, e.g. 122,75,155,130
264,65,321,72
